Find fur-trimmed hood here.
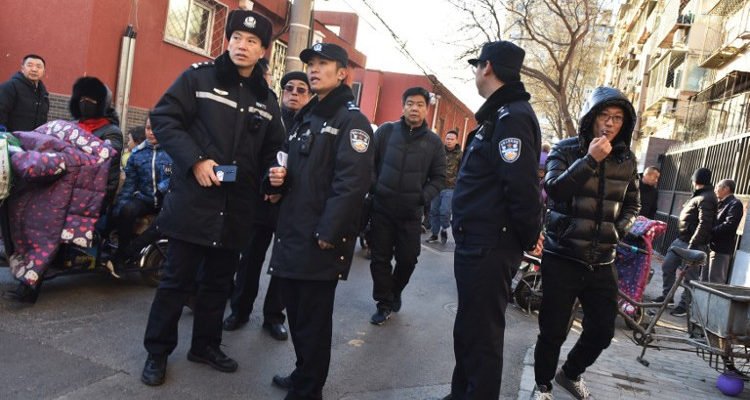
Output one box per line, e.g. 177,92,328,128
69,77,111,119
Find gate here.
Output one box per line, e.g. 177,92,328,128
654,132,750,255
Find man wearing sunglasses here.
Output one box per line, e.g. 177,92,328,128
280,71,311,131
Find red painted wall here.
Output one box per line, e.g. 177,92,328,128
356,70,475,143
0,0,94,94
0,0,364,113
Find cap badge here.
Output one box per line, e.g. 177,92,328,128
244,16,257,29
313,43,323,52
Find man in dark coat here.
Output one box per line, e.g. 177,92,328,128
0,54,49,132
705,179,744,283
140,9,285,386
658,167,717,317
427,129,462,244
222,71,312,340
443,41,542,400
532,86,640,400
267,42,374,399
368,86,446,325
280,71,311,130
639,166,660,219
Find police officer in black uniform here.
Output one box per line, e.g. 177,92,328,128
266,43,374,400
444,41,543,400
140,9,285,386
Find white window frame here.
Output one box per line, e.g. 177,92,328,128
164,0,227,57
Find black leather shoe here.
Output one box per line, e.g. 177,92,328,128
272,374,293,389
223,314,249,331
187,346,238,372
263,322,288,341
141,354,167,386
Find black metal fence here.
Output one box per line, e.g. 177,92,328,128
654,132,750,254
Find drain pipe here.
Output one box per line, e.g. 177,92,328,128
115,25,137,132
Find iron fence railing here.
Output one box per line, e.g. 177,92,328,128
654,132,750,254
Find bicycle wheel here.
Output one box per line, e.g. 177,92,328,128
514,273,542,313
140,240,167,287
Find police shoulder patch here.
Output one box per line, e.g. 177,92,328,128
499,137,521,163
347,101,360,111
349,129,370,153
497,105,510,120
191,61,214,69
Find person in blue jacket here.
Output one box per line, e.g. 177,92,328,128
112,119,172,265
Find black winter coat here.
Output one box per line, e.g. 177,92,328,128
543,87,640,266
677,186,717,249
151,52,285,249
711,194,744,254
639,182,658,219
91,122,123,207
451,81,542,250
372,117,445,219
0,72,49,132
269,84,374,281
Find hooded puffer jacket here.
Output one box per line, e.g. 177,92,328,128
543,87,641,266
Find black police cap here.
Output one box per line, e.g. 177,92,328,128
468,41,525,81
225,9,273,48
300,43,348,67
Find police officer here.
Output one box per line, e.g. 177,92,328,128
266,43,374,399
444,41,542,400
141,9,285,386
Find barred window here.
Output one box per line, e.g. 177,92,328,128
269,40,288,97
164,0,228,57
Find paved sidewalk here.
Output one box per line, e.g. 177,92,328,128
516,254,750,399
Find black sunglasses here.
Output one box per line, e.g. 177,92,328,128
284,84,308,95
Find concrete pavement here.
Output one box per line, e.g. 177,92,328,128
516,254,750,399
0,233,538,400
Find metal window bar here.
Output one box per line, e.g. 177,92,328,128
164,0,227,57
270,40,288,99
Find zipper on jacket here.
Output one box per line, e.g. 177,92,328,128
151,148,158,208
397,126,413,193
592,162,606,254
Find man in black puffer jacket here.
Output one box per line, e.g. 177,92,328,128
368,86,446,325
658,167,717,316
532,87,640,400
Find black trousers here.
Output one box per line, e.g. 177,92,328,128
533,253,618,387
229,223,284,324
369,211,421,310
115,198,158,258
279,277,338,400
144,237,239,355
450,240,521,400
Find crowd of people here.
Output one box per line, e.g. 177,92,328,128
1,6,747,400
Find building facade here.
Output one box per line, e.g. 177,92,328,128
0,0,366,131
353,69,475,146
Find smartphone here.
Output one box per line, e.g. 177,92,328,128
213,165,238,182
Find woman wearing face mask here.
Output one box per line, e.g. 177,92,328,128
69,77,123,208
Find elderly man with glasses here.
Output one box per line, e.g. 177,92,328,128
279,71,311,132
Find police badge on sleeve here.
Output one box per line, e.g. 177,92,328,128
349,129,370,153
499,138,521,163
